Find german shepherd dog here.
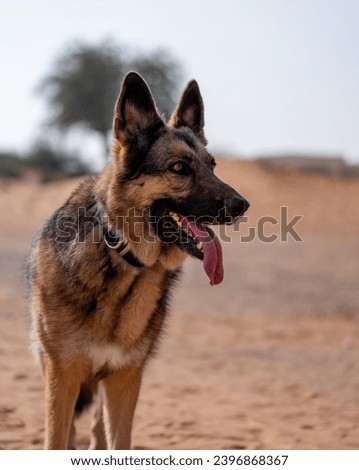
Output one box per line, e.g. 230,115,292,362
26,72,249,449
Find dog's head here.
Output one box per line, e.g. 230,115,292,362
110,72,249,284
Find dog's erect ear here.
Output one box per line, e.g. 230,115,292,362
169,80,206,145
113,72,164,141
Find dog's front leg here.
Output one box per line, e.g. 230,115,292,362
44,360,83,449
101,366,143,450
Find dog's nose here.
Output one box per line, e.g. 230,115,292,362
226,196,250,217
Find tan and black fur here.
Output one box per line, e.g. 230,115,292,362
25,72,249,449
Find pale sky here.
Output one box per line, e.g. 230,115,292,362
1,0,358,167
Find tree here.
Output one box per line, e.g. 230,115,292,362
38,39,125,160
37,39,184,161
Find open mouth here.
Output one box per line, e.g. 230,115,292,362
160,211,224,286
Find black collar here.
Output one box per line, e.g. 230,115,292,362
96,201,144,269
103,230,144,269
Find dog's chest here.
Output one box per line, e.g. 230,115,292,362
88,342,149,374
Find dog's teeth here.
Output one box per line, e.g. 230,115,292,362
197,242,203,251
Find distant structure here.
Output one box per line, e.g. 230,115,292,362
256,154,359,177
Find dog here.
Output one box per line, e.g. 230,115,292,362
25,72,250,449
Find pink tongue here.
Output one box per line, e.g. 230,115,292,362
180,216,224,286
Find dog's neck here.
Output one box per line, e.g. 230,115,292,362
95,199,144,269
94,164,187,271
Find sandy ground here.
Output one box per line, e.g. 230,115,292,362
0,159,358,450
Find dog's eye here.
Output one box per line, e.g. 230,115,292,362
169,161,191,175
172,162,184,172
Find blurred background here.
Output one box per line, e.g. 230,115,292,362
0,0,358,450
1,0,359,174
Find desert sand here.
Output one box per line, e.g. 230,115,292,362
0,159,358,450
